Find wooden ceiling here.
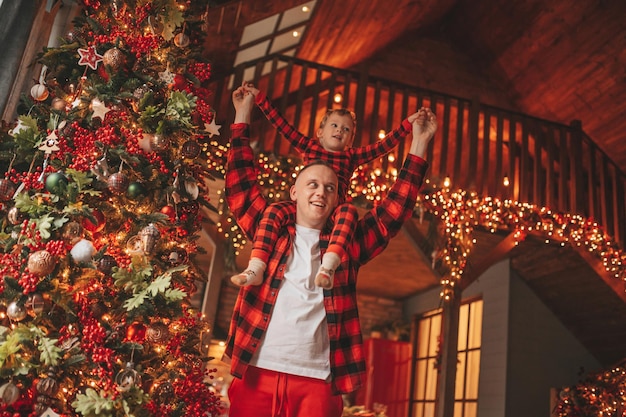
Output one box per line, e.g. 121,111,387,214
203,0,626,366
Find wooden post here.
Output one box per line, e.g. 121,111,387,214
435,284,461,417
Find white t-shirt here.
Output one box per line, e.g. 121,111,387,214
250,224,331,380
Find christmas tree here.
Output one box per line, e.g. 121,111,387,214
0,1,223,416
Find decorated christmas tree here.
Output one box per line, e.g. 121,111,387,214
0,1,223,416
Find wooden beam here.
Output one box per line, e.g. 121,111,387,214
572,245,626,303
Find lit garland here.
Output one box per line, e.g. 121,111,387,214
218,155,626,299
555,360,626,417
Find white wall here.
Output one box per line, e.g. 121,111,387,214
404,258,600,417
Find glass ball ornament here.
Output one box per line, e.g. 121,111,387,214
116,362,141,392
139,223,160,253
151,381,174,404
62,221,84,245
126,322,147,342
0,381,20,405
27,250,56,276
26,293,45,316
51,97,66,111
7,302,27,322
7,206,25,225
36,375,59,397
0,179,17,201
45,172,68,194
97,255,118,275
173,32,190,47
82,209,106,233
149,134,170,152
102,47,125,70
146,322,171,344
107,172,130,194
127,181,147,200
30,83,49,101
181,140,202,159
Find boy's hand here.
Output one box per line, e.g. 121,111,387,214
241,81,260,97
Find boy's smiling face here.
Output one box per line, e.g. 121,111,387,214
317,113,355,152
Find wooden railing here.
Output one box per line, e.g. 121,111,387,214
210,54,626,245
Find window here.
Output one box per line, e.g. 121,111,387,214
409,298,483,417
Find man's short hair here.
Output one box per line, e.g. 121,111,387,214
296,159,338,180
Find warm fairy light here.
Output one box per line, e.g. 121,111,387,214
503,175,510,187
378,129,386,139
292,31,300,37
443,176,451,188
333,93,343,103
302,6,310,12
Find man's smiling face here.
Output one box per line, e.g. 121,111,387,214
290,162,339,230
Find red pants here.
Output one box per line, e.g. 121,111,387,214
228,366,344,417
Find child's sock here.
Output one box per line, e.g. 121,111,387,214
230,258,266,287
315,252,341,289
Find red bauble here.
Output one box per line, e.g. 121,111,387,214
82,209,106,233
126,322,147,342
160,205,177,222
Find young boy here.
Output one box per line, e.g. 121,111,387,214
231,82,428,289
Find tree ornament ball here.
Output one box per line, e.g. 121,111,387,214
126,322,147,342
102,47,125,70
36,376,59,397
0,381,20,405
116,363,141,392
26,293,45,316
45,172,69,194
7,206,25,225
174,32,190,47
160,205,177,222
0,179,17,201
127,181,147,199
107,172,130,194
70,238,96,263
62,221,84,244
139,223,161,253
97,254,118,275
6,302,27,322
28,250,56,276
149,134,170,152
30,83,49,101
146,322,171,344
51,97,66,111
151,381,174,404
82,209,106,233
181,140,202,159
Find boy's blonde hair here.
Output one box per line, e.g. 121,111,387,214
319,109,357,139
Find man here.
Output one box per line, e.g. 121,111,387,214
224,86,437,417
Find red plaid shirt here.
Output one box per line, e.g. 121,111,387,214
256,91,412,199
224,123,429,394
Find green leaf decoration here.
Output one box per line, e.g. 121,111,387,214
146,274,172,296
71,388,115,417
0,333,23,368
164,288,186,301
38,337,62,367
123,290,149,311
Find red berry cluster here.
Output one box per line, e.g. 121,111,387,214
173,368,220,417
188,62,212,83
45,239,68,258
6,167,45,192
18,272,39,295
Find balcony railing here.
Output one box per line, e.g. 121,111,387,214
210,54,625,244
